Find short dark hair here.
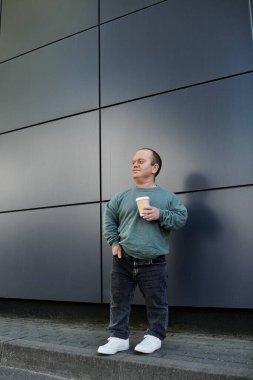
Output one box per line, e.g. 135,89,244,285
140,148,162,177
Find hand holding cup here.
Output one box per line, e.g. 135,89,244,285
136,196,159,221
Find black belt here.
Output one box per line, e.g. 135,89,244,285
123,252,166,264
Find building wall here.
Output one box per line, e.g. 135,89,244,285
0,0,252,307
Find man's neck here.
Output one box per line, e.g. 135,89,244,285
135,178,156,188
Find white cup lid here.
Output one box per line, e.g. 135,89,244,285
136,196,150,201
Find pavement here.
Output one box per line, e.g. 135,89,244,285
0,312,252,380
0,366,70,380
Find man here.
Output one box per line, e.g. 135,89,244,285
98,148,187,355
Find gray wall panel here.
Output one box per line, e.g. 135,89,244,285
101,74,253,199
0,204,101,302
0,112,100,211
102,187,253,308
100,0,163,23
250,0,253,32
0,29,98,133
168,186,253,308
0,0,98,61
0,0,252,308
101,0,253,106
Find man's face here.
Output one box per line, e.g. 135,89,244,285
132,149,158,180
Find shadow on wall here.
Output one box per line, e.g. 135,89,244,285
169,173,222,306
183,173,221,240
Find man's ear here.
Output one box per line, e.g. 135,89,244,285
152,163,159,174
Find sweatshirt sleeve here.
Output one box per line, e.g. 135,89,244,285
103,197,120,247
158,193,188,231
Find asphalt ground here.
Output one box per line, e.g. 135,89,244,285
0,367,70,380
0,314,252,380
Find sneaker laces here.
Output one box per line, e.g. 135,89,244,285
106,337,122,347
143,335,160,343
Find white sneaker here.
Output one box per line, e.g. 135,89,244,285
97,337,129,355
134,335,162,354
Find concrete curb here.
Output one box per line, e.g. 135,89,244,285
0,339,252,380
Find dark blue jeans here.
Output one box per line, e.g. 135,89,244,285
109,252,168,341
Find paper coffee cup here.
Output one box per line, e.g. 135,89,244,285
136,196,150,216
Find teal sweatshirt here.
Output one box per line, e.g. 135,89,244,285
103,186,187,259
